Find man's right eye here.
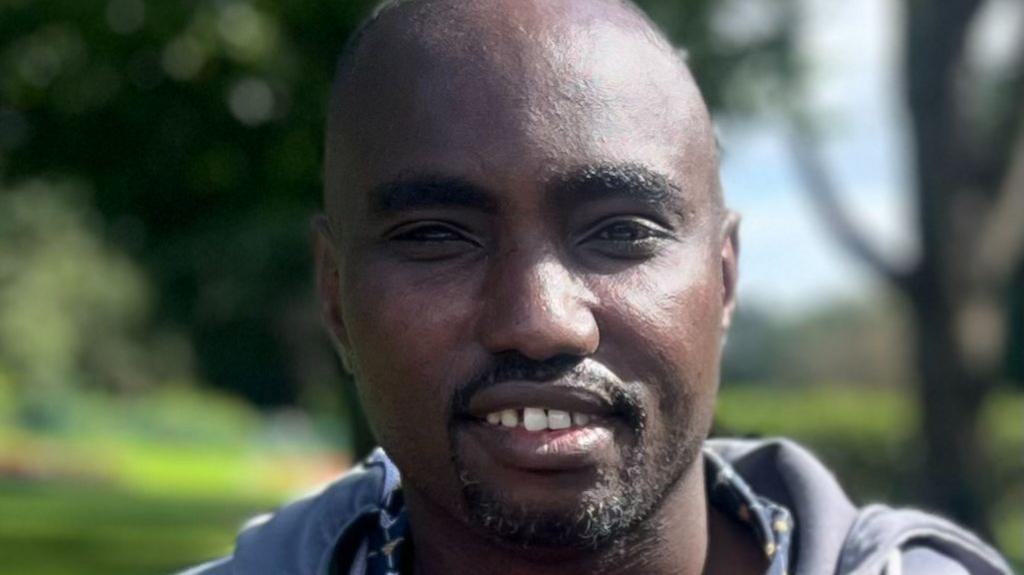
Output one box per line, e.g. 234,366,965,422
386,223,481,260
390,224,466,243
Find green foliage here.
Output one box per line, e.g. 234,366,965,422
723,295,912,386
0,383,347,498
0,0,382,405
0,181,194,401
0,481,272,575
0,383,346,574
1008,270,1024,385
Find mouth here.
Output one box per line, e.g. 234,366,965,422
455,382,627,473
480,406,601,431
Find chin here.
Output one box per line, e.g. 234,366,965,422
456,428,703,552
462,482,637,550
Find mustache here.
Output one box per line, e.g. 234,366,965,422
449,352,645,426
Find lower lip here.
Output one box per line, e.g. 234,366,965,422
459,420,617,472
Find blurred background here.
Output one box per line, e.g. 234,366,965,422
0,0,1021,573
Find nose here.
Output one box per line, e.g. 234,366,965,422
477,249,599,361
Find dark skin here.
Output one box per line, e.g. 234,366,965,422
315,0,763,573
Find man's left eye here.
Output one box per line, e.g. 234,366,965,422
592,221,660,242
579,218,673,259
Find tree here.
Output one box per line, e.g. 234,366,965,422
791,0,1024,533
0,0,383,407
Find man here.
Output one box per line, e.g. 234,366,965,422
182,0,1012,573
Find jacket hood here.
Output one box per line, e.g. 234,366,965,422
707,438,1012,575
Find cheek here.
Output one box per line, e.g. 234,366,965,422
343,264,474,396
595,247,724,402
340,259,480,479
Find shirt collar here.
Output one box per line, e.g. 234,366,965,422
348,446,795,575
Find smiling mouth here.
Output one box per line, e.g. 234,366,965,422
461,417,617,472
456,381,628,472
481,407,598,431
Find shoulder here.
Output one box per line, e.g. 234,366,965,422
175,449,397,575
705,438,1013,575
840,505,1014,575
706,437,862,573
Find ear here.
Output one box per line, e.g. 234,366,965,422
720,211,741,331
312,214,353,372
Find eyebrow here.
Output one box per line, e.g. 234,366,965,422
547,163,684,212
369,175,499,216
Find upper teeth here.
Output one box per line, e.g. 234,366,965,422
484,408,593,430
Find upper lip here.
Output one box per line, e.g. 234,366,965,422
464,381,617,419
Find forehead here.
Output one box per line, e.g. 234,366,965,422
329,0,715,208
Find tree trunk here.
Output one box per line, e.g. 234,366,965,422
792,0,1022,539
903,0,995,536
909,277,992,535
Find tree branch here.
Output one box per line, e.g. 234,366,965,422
788,131,916,293
969,57,1024,195
973,122,1024,289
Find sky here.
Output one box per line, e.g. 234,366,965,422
717,0,914,313
721,0,1023,313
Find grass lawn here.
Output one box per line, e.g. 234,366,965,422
0,481,277,575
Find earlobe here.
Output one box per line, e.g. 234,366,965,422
312,215,353,372
720,211,741,331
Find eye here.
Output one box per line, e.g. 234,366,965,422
386,222,481,261
592,221,660,242
391,224,466,243
579,217,673,260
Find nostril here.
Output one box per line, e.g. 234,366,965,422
478,254,599,358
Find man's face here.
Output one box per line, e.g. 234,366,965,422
318,0,737,550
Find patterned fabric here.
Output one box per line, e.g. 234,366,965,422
704,447,794,575
350,447,795,575
361,487,410,575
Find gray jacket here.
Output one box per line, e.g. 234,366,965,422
178,438,1013,574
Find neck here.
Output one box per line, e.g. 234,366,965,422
406,461,712,575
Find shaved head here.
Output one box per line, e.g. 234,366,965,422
315,0,739,559
324,0,721,227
